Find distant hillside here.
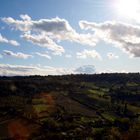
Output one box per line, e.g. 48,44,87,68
0,73,140,139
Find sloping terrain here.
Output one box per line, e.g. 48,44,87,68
0,73,140,139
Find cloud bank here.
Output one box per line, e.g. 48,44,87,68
0,64,72,76
0,64,97,76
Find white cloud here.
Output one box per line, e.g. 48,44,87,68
107,52,119,59
32,17,73,34
77,49,101,59
0,63,131,76
20,14,31,21
35,52,51,59
98,69,128,74
9,40,19,46
3,50,32,59
79,20,140,57
0,33,19,46
3,15,140,58
32,17,97,46
0,64,74,76
2,15,97,53
22,33,64,55
2,16,32,32
0,63,98,76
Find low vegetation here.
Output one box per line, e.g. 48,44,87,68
0,73,140,139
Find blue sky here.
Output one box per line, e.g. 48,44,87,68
0,0,140,75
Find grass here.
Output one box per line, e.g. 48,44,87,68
101,113,116,122
32,98,46,104
88,89,105,96
33,105,47,113
126,82,140,87
127,104,140,113
87,90,110,104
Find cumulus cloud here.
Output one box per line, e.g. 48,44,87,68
79,20,140,57
3,50,32,59
77,49,101,59
3,14,140,57
2,16,32,32
22,33,64,55
0,33,19,46
107,52,119,59
74,65,96,74
33,17,73,34
32,17,97,46
2,15,97,54
35,52,51,59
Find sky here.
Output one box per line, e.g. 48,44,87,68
0,0,140,75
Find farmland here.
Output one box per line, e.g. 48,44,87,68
0,73,140,139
